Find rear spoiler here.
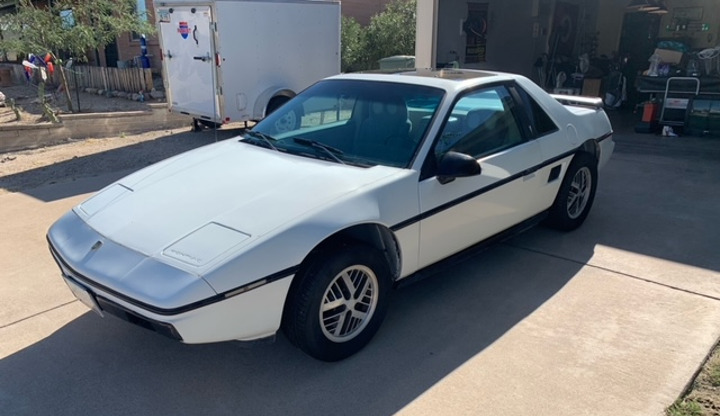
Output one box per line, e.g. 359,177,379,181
551,94,604,110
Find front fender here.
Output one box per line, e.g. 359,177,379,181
203,168,419,295
203,194,383,295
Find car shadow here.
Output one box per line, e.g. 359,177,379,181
509,130,720,274
2,117,717,415
0,127,246,203
0,238,591,416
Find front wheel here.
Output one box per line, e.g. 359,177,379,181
282,244,392,361
545,152,598,231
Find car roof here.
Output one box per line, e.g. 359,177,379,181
326,68,520,92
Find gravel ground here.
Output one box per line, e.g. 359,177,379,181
0,84,158,124
0,81,249,193
0,126,245,194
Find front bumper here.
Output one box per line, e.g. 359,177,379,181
47,212,295,344
50,241,294,343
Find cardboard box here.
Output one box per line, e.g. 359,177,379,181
582,79,602,97
654,48,684,64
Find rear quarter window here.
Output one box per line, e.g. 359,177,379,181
529,98,559,136
514,86,559,137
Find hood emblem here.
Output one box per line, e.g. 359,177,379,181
90,241,103,251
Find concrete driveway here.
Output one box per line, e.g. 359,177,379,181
1,125,719,415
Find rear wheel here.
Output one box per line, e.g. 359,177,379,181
545,153,598,231
282,244,391,361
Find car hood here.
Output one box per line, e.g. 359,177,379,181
75,139,401,271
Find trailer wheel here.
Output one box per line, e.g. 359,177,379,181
192,118,203,132
267,96,298,133
192,118,221,132
266,96,289,115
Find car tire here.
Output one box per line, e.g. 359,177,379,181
282,243,392,361
545,152,598,231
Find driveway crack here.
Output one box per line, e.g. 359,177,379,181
504,243,720,303
0,300,78,330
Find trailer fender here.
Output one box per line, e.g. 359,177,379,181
254,87,297,119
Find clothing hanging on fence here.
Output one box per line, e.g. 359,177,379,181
22,53,55,82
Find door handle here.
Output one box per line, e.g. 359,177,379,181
193,55,210,62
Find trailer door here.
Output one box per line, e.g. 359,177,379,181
157,5,221,122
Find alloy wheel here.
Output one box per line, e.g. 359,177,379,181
319,265,379,342
567,166,592,219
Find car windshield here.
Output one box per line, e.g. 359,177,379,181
249,79,445,168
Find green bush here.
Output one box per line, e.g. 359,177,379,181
341,0,416,72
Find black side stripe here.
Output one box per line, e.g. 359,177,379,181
47,131,613,315
391,131,612,232
48,237,298,316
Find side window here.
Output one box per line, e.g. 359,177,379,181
300,95,356,129
435,85,525,159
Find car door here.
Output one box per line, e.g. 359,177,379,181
509,83,571,211
416,84,546,269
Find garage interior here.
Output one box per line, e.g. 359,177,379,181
416,0,720,136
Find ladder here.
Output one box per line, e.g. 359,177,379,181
659,77,700,126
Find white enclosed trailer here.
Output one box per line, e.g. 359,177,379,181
156,0,340,128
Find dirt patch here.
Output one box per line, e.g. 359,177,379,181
672,341,720,415
0,84,163,124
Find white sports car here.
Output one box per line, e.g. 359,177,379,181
48,69,614,361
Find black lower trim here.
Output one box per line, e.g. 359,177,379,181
48,237,298,316
394,211,548,289
96,296,184,341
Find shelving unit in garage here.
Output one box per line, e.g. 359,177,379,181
659,77,700,127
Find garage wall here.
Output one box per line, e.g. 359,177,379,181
660,0,720,49
594,0,626,57
436,0,601,79
595,0,720,56
436,0,548,77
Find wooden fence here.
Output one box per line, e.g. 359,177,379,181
5,63,154,94
65,66,154,94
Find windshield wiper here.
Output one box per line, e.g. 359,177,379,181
292,137,345,164
242,130,278,151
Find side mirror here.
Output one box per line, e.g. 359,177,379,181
437,151,482,184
